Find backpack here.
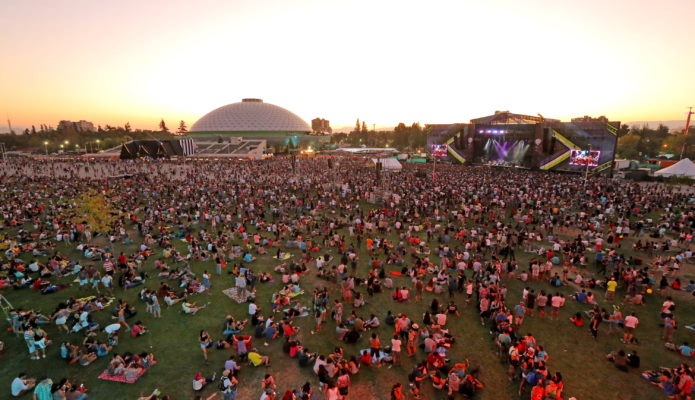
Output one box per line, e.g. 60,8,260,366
218,377,228,392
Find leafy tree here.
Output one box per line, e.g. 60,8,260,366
31,125,36,135
618,124,630,137
23,128,30,135
330,132,347,144
354,119,360,134
159,119,169,133
393,122,409,149
177,120,188,136
617,134,642,159
124,122,131,133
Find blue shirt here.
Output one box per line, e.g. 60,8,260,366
514,305,525,317
576,292,587,303
264,326,277,340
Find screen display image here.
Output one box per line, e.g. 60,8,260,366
569,149,601,166
430,144,448,157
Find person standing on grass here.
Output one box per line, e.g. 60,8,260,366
606,276,618,300
407,324,419,357
369,333,381,367
623,312,639,343
199,330,211,362
220,369,238,400
513,301,526,331
663,315,677,342
589,308,602,340
391,335,402,366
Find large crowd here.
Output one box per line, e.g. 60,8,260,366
1,156,694,400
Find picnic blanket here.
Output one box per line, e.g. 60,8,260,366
223,288,253,303
98,362,156,384
281,290,304,298
77,295,115,308
283,308,310,317
273,254,293,260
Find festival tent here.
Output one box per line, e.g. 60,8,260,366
653,158,695,178
371,158,402,171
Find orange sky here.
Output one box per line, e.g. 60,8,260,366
1,0,694,131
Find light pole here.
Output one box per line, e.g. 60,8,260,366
43,141,48,156
96,139,100,151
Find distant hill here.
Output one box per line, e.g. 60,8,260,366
625,120,690,132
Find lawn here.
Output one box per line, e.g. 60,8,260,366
1,204,694,400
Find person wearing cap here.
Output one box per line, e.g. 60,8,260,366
192,371,216,391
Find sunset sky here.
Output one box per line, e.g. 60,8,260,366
1,0,694,131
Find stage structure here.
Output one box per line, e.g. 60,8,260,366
426,111,619,176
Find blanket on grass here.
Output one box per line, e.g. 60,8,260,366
98,361,156,384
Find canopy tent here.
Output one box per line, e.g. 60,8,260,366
654,158,695,178
371,158,402,171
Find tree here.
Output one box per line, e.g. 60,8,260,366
23,128,30,135
354,119,360,134
159,119,169,133
177,120,188,136
330,132,347,144
617,134,642,159
393,122,409,149
618,124,630,137
124,122,131,133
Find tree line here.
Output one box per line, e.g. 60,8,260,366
616,124,694,159
0,120,188,153
329,119,428,150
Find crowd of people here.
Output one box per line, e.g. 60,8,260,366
1,156,695,399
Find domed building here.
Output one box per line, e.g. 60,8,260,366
190,98,311,138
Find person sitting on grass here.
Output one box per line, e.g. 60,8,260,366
131,321,148,338
192,371,216,391
11,373,36,397
182,301,205,315
248,348,270,367
77,349,98,366
569,312,583,327
163,291,184,307
605,349,629,372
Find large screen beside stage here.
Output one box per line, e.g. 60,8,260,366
431,144,448,157
570,149,601,166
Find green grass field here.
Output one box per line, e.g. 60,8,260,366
1,216,693,400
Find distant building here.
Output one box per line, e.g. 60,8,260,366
58,120,95,132
570,115,610,123
311,118,332,134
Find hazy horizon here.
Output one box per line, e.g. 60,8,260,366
1,0,694,131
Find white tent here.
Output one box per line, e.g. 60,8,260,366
654,158,695,178
371,158,402,171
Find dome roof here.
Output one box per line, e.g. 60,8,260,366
190,99,311,133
